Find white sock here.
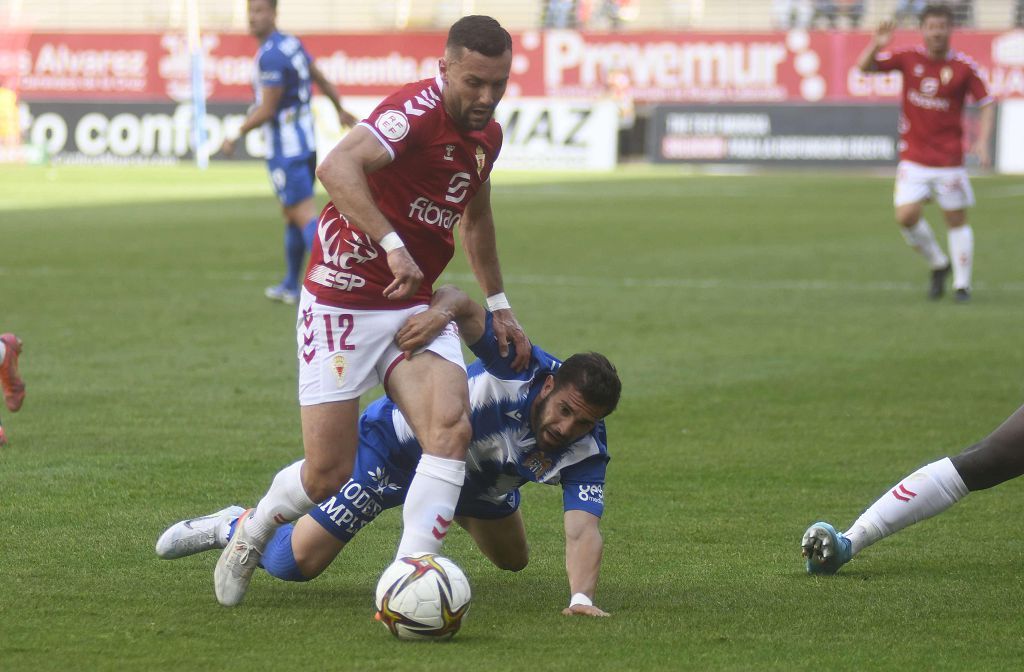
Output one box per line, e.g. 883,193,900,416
947,225,974,290
900,219,949,270
0,341,6,363
248,460,315,546
844,457,968,556
395,454,466,558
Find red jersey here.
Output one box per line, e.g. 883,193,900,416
873,47,992,167
305,75,503,309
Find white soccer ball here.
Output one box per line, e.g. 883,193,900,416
374,554,472,641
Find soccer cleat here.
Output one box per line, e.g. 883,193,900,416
928,264,951,300
0,423,6,447
954,288,971,303
264,284,299,305
155,505,245,560
801,521,853,575
0,333,25,412
214,508,265,606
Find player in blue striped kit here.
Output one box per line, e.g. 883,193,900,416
221,0,357,304
158,286,621,616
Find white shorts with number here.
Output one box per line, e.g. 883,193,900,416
296,288,466,406
894,161,975,210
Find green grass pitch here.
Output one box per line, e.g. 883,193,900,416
1,163,1022,670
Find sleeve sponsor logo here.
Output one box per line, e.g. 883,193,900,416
375,109,409,141
577,484,603,504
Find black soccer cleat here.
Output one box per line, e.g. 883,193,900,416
928,263,951,300
954,288,971,303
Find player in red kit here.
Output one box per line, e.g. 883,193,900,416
858,4,994,302
213,15,531,607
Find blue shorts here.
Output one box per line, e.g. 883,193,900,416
267,155,316,207
308,420,521,542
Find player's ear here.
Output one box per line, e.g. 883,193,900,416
539,375,555,398
438,57,449,83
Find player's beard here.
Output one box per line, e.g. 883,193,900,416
462,105,494,131
530,394,568,452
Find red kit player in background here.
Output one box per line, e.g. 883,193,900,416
213,15,531,607
858,4,994,302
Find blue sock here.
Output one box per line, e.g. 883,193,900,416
283,224,305,292
301,216,317,252
258,524,310,582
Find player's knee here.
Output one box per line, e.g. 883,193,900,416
493,549,529,572
895,210,919,228
301,462,354,502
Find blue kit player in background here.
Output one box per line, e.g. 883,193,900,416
157,286,621,617
221,0,358,305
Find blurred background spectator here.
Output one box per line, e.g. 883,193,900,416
774,0,814,28
813,0,865,28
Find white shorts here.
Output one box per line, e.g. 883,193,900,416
296,288,465,406
893,161,975,210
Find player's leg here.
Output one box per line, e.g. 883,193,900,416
804,403,1024,574
950,403,1024,490
937,168,976,301
0,332,25,412
894,163,950,299
387,350,471,557
456,512,529,571
266,158,317,304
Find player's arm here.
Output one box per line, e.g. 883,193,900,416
972,101,995,168
315,125,423,300
857,19,895,72
308,59,358,128
459,180,531,370
562,510,609,618
221,85,283,156
394,284,487,355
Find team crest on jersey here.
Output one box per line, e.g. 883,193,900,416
920,77,939,97
376,110,410,141
475,146,486,177
444,144,455,161
332,354,347,385
940,66,953,85
523,450,553,478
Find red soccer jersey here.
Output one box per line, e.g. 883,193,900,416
305,75,503,310
874,47,992,167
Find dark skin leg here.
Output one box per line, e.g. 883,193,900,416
951,404,1024,491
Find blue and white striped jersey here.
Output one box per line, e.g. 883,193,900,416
253,30,316,162
363,312,610,517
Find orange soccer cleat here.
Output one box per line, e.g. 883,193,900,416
0,333,25,412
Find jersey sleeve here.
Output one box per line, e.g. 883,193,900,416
873,49,905,73
257,46,289,88
358,82,441,162
967,62,993,104
559,453,608,518
467,311,538,381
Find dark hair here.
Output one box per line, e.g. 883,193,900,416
250,0,277,10
553,353,622,415
920,4,953,24
446,15,512,58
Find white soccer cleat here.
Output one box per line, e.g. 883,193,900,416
214,508,265,606
155,505,245,560
264,284,299,305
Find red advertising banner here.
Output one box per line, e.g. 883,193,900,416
4,29,1023,104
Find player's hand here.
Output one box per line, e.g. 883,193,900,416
971,141,991,168
491,308,530,371
382,248,424,301
874,20,895,48
220,138,236,157
561,604,610,617
339,109,359,129
394,307,452,355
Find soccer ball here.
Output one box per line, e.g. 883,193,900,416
374,554,472,641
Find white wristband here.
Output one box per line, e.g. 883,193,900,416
379,232,405,252
486,292,510,312
569,592,593,608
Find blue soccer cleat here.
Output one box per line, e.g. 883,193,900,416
801,522,852,575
